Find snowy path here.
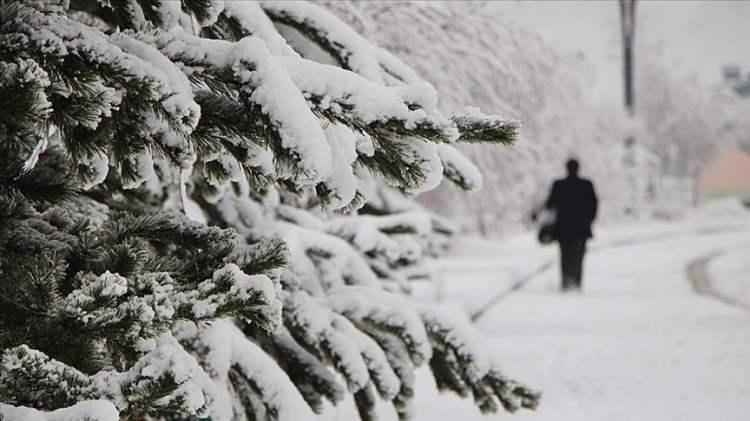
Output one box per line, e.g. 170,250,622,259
407,206,750,421
469,221,750,321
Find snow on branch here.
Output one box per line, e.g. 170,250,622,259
327,286,432,366
60,271,177,348
419,306,541,413
277,220,380,292
324,211,433,287
0,340,216,420
9,2,492,198
325,211,431,257
261,0,387,84
280,57,455,143
175,319,315,421
261,0,427,88
172,264,282,330
68,0,223,30
253,327,347,413
131,29,333,188
438,144,484,192
282,291,371,392
279,288,412,421
1,3,198,187
0,400,118,421
452,107,519,145
209,1,299,57
0,345,97,411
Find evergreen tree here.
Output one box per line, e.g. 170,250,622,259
0,1,539,420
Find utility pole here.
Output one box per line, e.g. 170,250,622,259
619,0,638,215
620,0,636,115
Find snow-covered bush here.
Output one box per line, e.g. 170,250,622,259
320,2,750,232
636,45,750,179
319,2,638,233
0,1,538,420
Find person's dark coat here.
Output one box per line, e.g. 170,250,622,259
545,175,598,240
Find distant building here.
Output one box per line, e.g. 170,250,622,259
697,145,750,201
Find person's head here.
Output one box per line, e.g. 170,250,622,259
566,158,579,176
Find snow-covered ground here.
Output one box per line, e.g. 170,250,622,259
709,248,750,309
406,200,750,421
324,200,750,420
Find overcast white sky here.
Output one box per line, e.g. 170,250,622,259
491,0,750,101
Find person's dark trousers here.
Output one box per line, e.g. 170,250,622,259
558,239,587,291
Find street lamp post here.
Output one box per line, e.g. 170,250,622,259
619,0,638,216
620,0,636,116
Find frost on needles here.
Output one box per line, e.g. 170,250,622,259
0,1,538,420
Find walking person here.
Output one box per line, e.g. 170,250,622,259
544,159,598,291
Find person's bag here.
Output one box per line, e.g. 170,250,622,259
537,222,555,244
536,208,556,245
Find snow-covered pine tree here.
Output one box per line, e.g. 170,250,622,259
0,1,539,420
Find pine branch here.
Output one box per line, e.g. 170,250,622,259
421,307,541,414
0,148,79,206
249,327,347,413
451,111,519,145
201,12,247,42
262,5,348,69
0,345,96,410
